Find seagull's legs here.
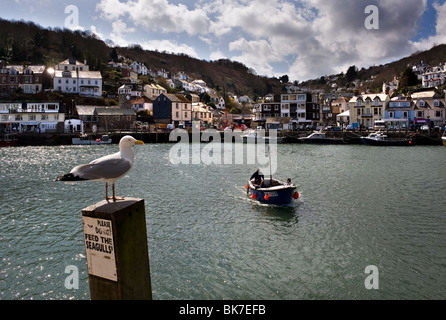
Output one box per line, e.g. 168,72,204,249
112,183,125,202
106,182,111,201
105,182,124,202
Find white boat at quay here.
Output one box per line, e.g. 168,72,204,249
241,130,285,144
72,134,112,145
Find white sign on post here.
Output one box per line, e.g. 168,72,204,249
82,216,117,282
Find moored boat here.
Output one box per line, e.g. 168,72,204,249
241,130,285,144
0,134,18,147
247,177,299,206
361,131,413,146
298,131,345,144
72,134,112,145
442,131,446,147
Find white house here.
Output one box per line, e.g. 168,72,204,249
144,83,167,99
129,61,148,76
131,97,153,114
53,59,102,97
422,64,446,88
216,97,226,110
54,70,103,97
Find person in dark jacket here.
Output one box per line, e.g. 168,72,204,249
250,169,264,187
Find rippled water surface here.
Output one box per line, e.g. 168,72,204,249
1,143,445,300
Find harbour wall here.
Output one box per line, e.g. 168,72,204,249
12,130,444,146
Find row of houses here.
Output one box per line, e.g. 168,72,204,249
0,101,65,133
412,61,446,88
253,90,446,130
0,61,48,96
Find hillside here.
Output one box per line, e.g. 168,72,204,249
0,18,284,98
2,18,446,99
301,44,446,93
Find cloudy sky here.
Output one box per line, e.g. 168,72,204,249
2,0,446,81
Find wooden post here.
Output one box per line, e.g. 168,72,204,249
82,198,152,300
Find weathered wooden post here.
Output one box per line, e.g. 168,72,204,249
82,198,152,300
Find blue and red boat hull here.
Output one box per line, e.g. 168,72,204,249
247,179,299,206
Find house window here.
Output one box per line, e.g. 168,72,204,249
176,112,179,118
184,112,188,118
176,103,179,109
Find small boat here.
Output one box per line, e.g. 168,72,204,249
72,134,112,145
0,134,18,147
242,130,285,144
442,131,446,147
247,177,299,206
298,131,345,144
361,131,413,146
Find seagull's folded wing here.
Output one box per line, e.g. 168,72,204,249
70,157,132,181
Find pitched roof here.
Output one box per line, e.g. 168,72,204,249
76,105,96,116
95,107,136,116
349,94,388,103
54,70,102,79
164,93,191,103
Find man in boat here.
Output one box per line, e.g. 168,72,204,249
250,169,265,188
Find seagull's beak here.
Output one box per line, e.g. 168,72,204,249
135,140,144,145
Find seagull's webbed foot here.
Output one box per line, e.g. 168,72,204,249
106,183,125,202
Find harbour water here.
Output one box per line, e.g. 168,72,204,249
1,143,445,300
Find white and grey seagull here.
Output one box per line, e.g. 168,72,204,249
56,135,144,202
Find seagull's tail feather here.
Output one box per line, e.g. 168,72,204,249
56,173,88,182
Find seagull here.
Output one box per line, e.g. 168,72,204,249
56,135,144,202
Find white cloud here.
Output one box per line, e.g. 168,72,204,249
209,50,226,61
140,40,199,58
94,0,437,81
411,1,446,51
96,0,210,36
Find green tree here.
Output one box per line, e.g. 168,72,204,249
398,67,419,89
110,47,118,62
346,65,358,83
